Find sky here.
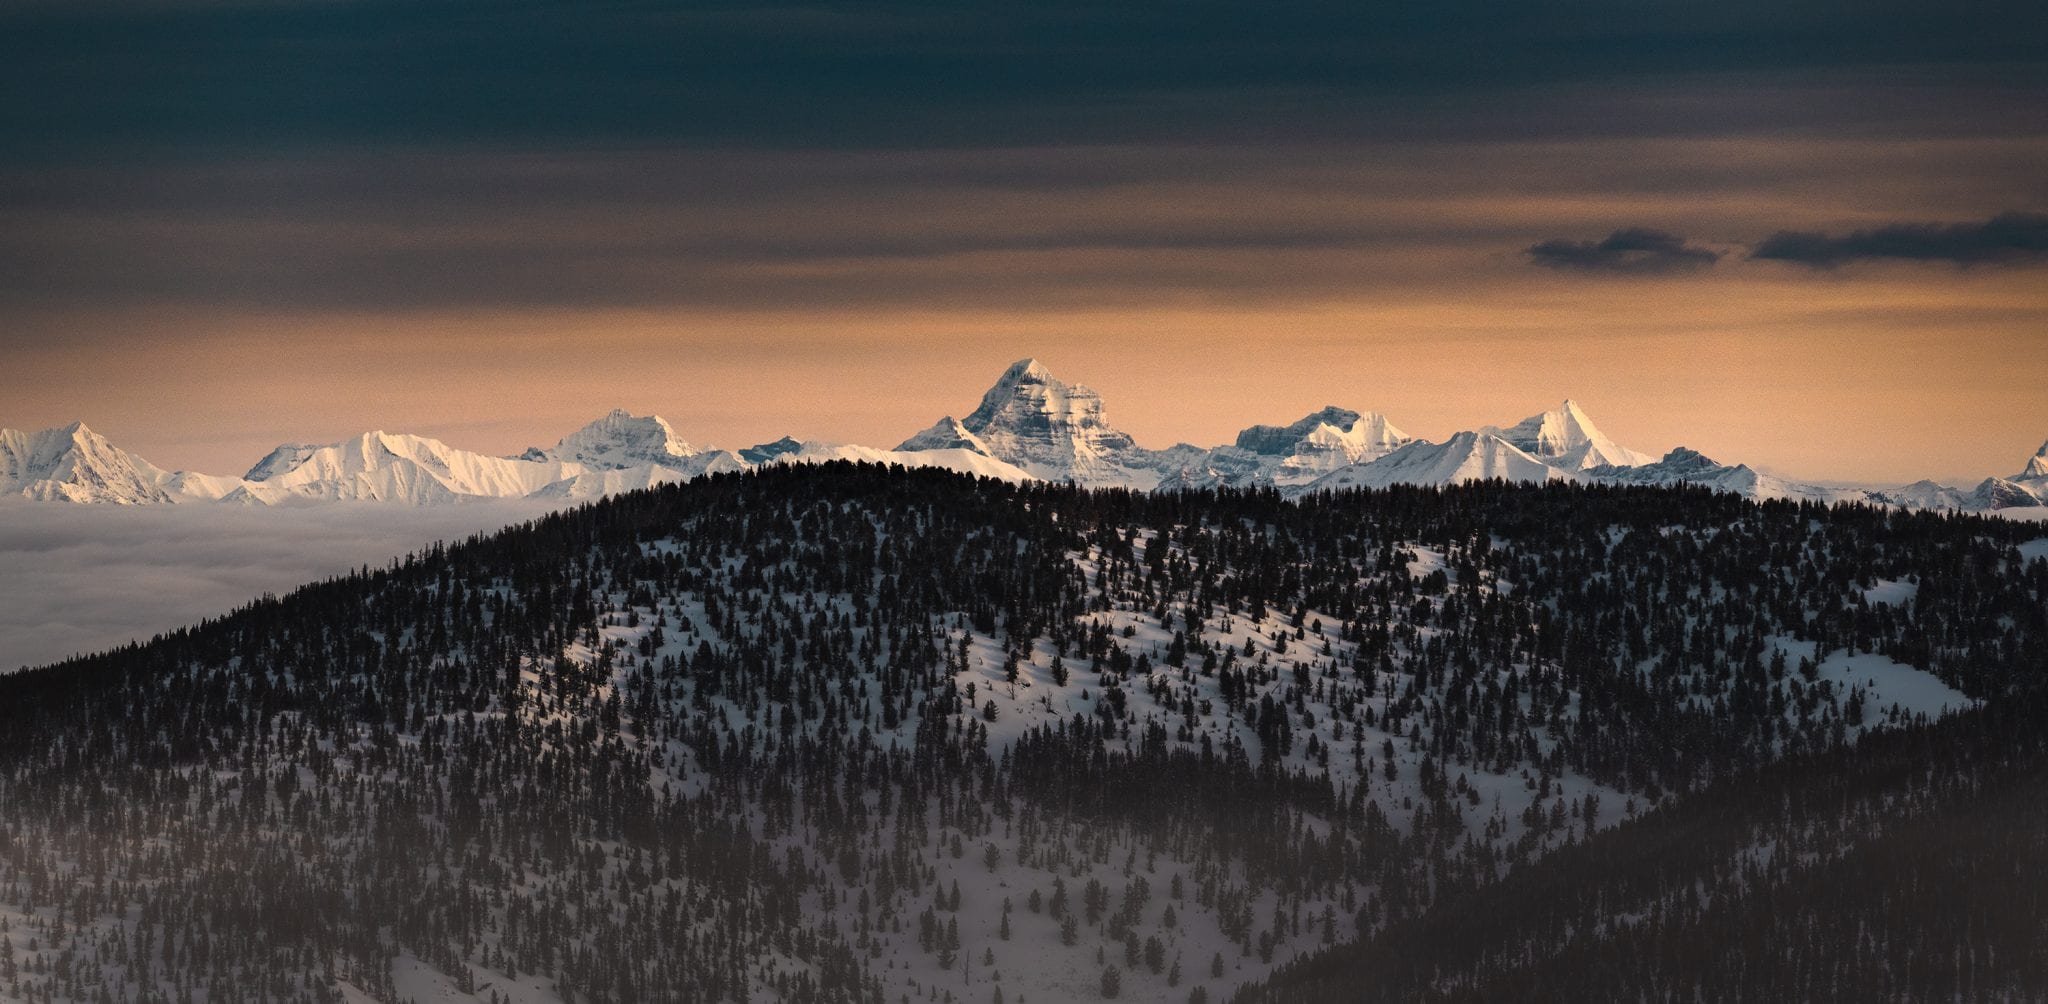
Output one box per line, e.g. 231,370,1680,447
2,0,2046,485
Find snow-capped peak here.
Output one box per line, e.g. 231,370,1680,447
923,359,1148,485
1489,399,1652,470
1237,407,1359,455
0,421,178,504
1236,407,1410,459
1006,357,1054,381
527,408,705,470
2023,439,2048,480
964,359,1066,429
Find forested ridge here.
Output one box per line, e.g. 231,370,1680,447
0,464,2042,1003
1240,692,2048,1002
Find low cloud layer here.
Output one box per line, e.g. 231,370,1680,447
1526,228,1722,274
1751,211,2048,267
0,501,550,672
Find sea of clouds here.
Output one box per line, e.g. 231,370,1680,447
0,500,554,673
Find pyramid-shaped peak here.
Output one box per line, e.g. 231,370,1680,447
964,359,1104,431
0,420,176,503
1550,398,1601,431
974,359,1066,402
1005,358,1053,381
1491,398,1649,468
939,357,1142,482
2023,438,2048,479
1497,401,1596,451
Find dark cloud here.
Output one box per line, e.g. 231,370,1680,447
1526,228,1722,274
1751,211,2048,267
0,0,2042,158
0,1,2039,324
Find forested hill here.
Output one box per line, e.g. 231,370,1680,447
0,464,2043,1003
1238,692,2048,1003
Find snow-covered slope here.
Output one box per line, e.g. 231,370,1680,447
1963,477,2048,510
1874,479,1982,511
243,443,324,483
229,431,570,505
529,463,714,502
896,416,995,456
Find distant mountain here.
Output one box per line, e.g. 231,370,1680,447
1156,406,1415,491
517,408,744,477
737,435,806,465
899,357,1163,487
0,410,1019,507
230,431,571,506
1487,398,1655,470
1306,430,1578,492
4,360,2043,512
1586,447,1868,504
1236,406,1410,467
0,422,236,504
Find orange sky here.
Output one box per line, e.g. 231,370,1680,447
7,259,2045,487
4,133,2045,487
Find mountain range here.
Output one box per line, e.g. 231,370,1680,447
5,358,2045,511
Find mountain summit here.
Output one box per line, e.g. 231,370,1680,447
902,358,1155,485
521,408,711,470
1489,398,1654,470
0,422,192,504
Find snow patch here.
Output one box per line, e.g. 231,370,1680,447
1861,579,1917,607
